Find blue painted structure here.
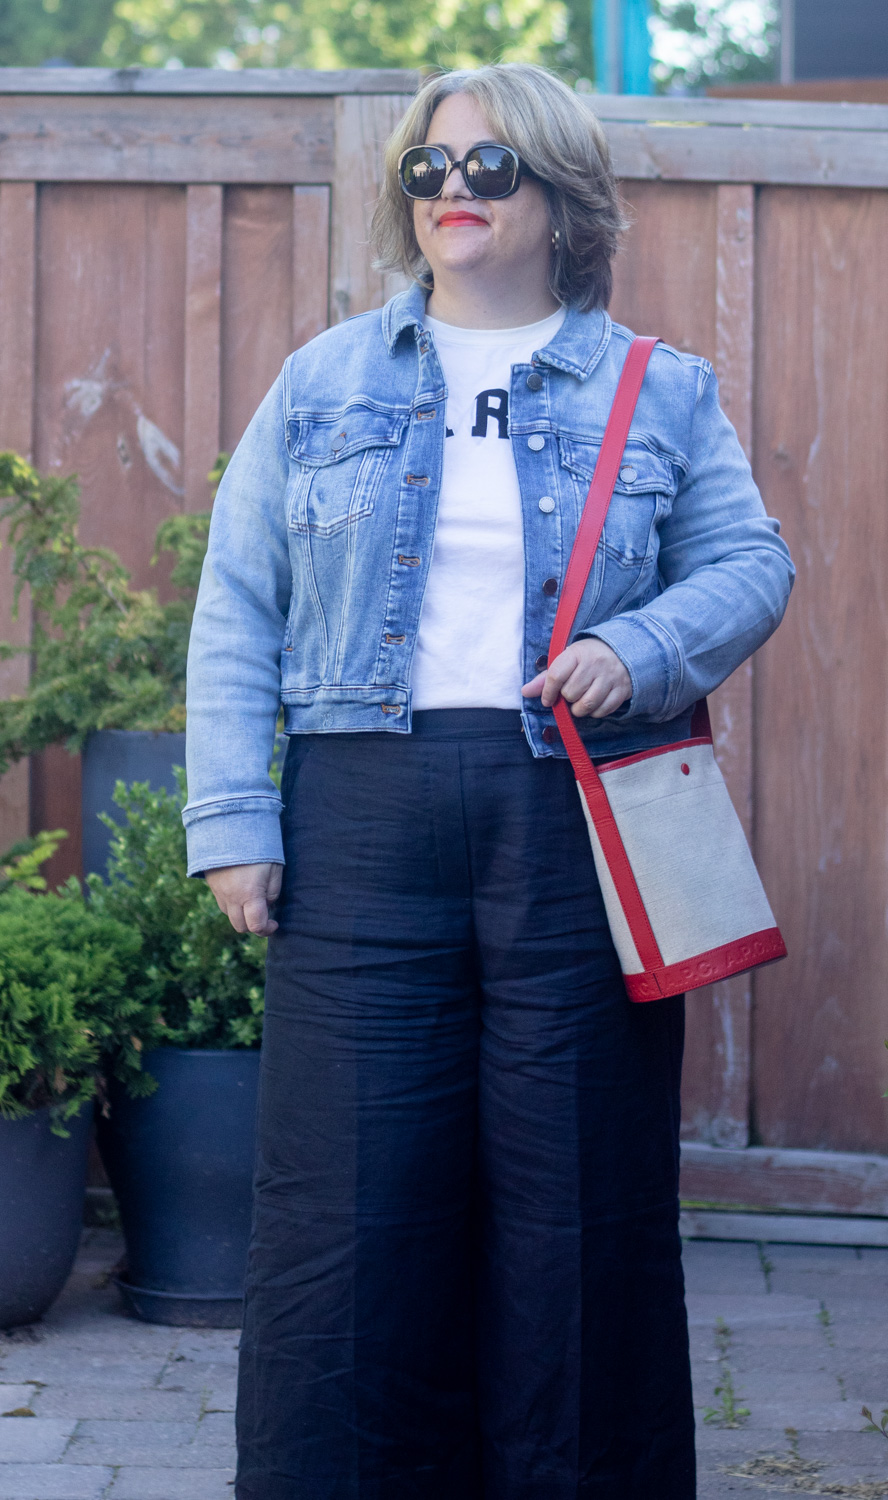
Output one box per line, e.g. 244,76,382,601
594,0,652,94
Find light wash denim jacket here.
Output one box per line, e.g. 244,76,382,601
183,283,794,875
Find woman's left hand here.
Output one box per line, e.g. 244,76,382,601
522,637,632,718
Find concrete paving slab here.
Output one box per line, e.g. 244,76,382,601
107,1468,236,1498
0,1464,112,1499
33,1388,204,1422
62,1419,199,1467
0,1420,75,1464
201,1384,237,1414
192,1412,236,1448
156,1362,239,1395
0,1353,168,1390
681,1240,768,1295
687,1290,820,1326
167,1333,239,1367
0,1391,38,1418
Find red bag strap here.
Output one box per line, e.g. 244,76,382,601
549,336,659,661
549,336,664,973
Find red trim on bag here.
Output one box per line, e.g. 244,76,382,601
597,737,712,774
555,698,664,971
623,927,787,1003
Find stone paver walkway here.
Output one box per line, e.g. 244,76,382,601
2,1228,888,1497
0,1230,236,1498
688,1239,888,1497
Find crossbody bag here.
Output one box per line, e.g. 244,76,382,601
549,336,787,1001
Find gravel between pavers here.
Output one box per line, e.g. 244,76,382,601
2,1227,888,1497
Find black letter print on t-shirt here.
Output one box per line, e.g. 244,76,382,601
471,389,509,439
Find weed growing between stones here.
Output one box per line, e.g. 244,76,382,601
757,1241,775,1292
703,1317,750,1428
862,1407,888,1446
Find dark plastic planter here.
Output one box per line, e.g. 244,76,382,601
81,729,186,880
0,1105,92,1329
98,1047,260,1328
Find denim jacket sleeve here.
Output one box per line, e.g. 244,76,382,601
589,365,795,721
182,375,290,876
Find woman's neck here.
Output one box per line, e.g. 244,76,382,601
425,274,560,330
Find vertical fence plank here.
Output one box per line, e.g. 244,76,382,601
0,182,36,457
715,184,755,457
331,94,411,324
686,184,757,1148
0,182,36,854
753,187,888,1153
293,184,330,348
221,187,294,452
185,184,223,511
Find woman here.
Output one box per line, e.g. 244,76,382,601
184,63,794,1499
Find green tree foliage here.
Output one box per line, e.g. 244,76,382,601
650,0,778,91
0,0,116,68
0,452,210,772
0,830,70,895
1,0,592,84
0,0,778,92
87,770,268,1051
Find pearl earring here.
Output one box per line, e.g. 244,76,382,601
551,228,561,249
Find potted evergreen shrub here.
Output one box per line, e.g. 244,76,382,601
0,835,155,1328
90,770,270,1328
0,451,214,875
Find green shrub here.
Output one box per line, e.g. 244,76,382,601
87,769,267,1051
0,451,212,772
0,878,158,1136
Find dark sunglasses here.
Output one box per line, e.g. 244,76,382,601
398,144,527,201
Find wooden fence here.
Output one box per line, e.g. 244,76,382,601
1,71,888,1216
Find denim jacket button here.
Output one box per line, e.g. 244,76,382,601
331,433,346,452
538,496,555,514
541,726,558,745
527,434,545,451
526,371,543,391
535,654,549,671
620,464,637,482
542,577,558,596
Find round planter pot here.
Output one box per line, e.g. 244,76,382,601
82,729,186,881
98,1047,259,1328
0,1105,92,1329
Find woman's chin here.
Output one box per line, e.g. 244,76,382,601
426,247,499,282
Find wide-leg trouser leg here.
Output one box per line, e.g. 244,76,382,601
462,738,693,1497
235,713,695,1499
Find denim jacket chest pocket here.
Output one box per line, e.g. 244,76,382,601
286,407,407,538
557,438,678,625
557,438,676,569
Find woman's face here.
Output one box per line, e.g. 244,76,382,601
411,92,553,294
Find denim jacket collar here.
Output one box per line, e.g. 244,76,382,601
382,281,611,382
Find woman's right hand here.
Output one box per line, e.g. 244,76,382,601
205,862,283,936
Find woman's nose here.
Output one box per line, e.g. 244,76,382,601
441,164,473,199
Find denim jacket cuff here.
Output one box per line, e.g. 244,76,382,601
182,795,284,878
585,613,682,719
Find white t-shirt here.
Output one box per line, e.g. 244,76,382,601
412,306,566,711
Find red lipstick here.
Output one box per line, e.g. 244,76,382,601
437,211,488,227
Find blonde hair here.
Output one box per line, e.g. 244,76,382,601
371,63,628,312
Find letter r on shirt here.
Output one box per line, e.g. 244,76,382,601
472,389,509,440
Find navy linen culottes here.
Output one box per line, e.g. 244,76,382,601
236,710,695,1500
